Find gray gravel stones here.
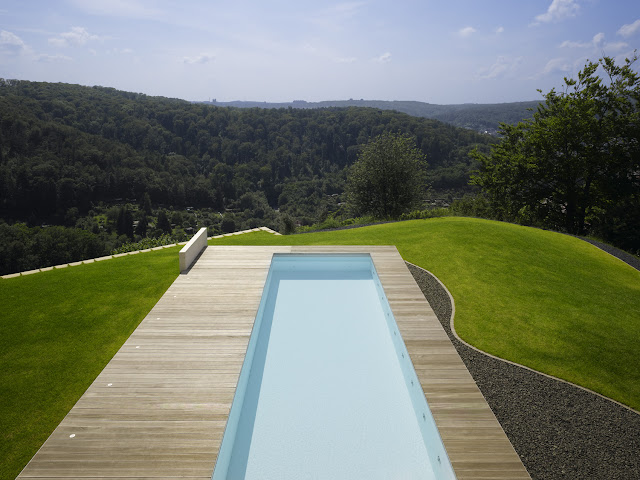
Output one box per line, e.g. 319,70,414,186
578,237,640,272
407,263,640,480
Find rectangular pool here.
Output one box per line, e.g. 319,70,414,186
212,254,456,480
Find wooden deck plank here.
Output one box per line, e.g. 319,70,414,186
369,248,530,480
18,245,529,479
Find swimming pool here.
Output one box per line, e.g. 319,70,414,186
212,254,456,480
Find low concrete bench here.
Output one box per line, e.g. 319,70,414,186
179,227,208,273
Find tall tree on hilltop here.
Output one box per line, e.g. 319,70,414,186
346,132,428,218
471,54,640,251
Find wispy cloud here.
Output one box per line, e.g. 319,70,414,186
603,41,630,53
68,0,163,20
183,53,215,65
373,52,391,63
559,32,627,53
334,56,357,64
542,57,572,75
495,26,505,34
533,0,580,25
37,53,73,62
592,32,605,46
617,19,640,38
477,55,522,80
0,30,30,55
2,29,79,61
560,32,603,48
49,27,99,48
458,26,476,37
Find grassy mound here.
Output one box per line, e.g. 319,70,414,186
0,248,180,479
213,218,640,410
2,217,638,479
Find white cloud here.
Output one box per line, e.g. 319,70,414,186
592,32,605,47
106,48,135,55
617,19,640,38
302,43,318,55
68,0,163,20
334,56,356,64
542,57,572,75
183,53,215,64
495,26,504,34
603,41,629,52
559,33,627,53
560,32,604,48
559,40,586,48
458,26,476,37
36,53,73,62
533,0,579,24
0,30,29,55
373,52,391,63
49,27,99,48
48,37,67,48
478,56,523,80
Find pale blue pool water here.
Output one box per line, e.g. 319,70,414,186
212,254,456,480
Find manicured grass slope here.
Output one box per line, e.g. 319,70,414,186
0,249,180,480
213,218,640,410
2,218,638,479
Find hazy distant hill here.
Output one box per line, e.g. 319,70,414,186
200,99,540,134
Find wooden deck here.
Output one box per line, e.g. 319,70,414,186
18,246,530,480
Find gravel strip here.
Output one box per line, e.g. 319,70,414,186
407,263,640,480
578,237,640,272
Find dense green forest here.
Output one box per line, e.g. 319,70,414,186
204,99,539,135
0,79,494,274
471,56,640,254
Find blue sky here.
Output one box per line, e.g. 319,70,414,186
1,0,639,104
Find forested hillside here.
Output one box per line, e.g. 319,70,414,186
204,99,539,134
0,80,495,220
0,79,494,274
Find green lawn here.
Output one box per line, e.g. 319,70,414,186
0,248,180,480
1,217,639,479
211,218,640,410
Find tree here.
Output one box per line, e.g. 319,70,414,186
220,213,236,233
280,213,296,235
156,209,172,234
116,205,134,239
346,132,428,218
142,192,153,215
135,213,148,237
471,54,640,250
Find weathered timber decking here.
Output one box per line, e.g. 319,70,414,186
18,246,530,480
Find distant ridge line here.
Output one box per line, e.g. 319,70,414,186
197,98,541,134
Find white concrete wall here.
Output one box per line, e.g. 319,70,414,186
179,227,208,273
